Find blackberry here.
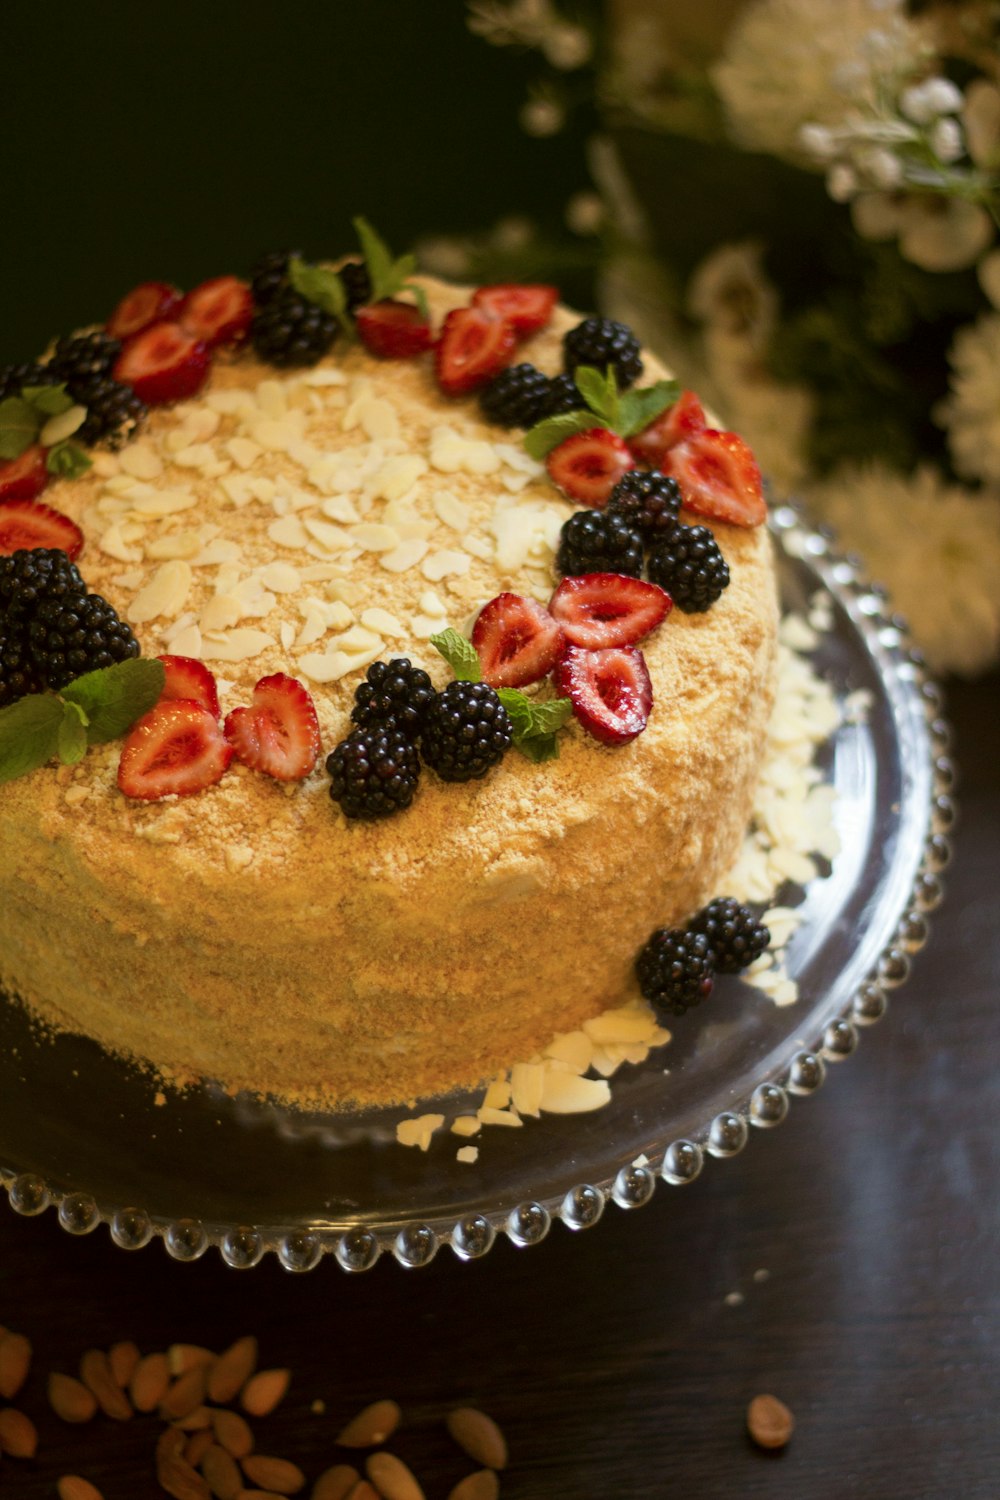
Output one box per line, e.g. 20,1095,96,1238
47,331,121,387
250,249,299,307
0,360,59,402
339,259,372,313
563,316,643,389
326,724,421,819
543,371,583,417
420,681,512,783
607,469,682,542
689,897,770,974
72,375,147,449
636,927,715,1017
251,287,337,368
350,657,435,736
647,524,730,613
479,363,554,429
556,510,643,578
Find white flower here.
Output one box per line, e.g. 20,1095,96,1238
861,146,904,188
897,196,994,271
541,23,591,71
929,116,964,163
978,250,1000,310
520,92,564,136
805,463,1000,676
467,0,558,49
962,79,1000,167
798,123,837,161
688,242,778,352
938,313,1000,483
827,163,859,201
901,76,963,124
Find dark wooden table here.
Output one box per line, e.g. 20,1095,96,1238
1,672,997,1500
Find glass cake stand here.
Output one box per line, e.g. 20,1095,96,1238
0,506,954,1272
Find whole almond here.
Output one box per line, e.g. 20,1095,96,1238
208,1337,258,1404
237,1492,285,1499
175,1404,214,1431
213,1407,255,1459
162,1365,209,1421
57,1478,106,1500
80,1349,132,1421
345,1485,379,1500
364,1452,425,1500
0,1333,32,1399
187,1430,216,1468
240,1369,290,1418
49,1371,99,1424
158,1446,212,1500
447,1473,499,1500
445,1410,507,1471
337,1400,401,1449
169,1344,217,1377
312,1465,360,1500
0,1406,38,1457
747,1393,794,1450
203,1442,244,1499
131,1351,170,1412
109,1339,141,1387
242,1455,306,1494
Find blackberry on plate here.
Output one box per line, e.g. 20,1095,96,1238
251,287,337,368
689,897,770,973
544,371,583,418
563,316,643,389
479,363,554,429
647,524,730,613
72,375,147,449
0,361,59,402
48,331,121,387
636,927,715,1017
339,259,372,313
249,249,300,307
326,724,421,819
607,469,682,542
556,510,643,578
351,657,435,736
420,681,512,783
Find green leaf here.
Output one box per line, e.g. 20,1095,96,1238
513,731,561,763
573,364,620,428
496,689,573,762
402,279,430,322
430,628,482,683
523,408,594,460
46,440,93,479
0,694,65,783
57,700,89,765
61,657,165,744
619,379,681,438
288,256,353,338
0,396,42,460
22,383,73,416
353,216,397,302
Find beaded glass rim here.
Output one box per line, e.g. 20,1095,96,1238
0,504,953,1272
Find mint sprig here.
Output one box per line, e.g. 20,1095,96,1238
524,367,681,460
353,217,430,321
430,628,482,683
497,687,573,762
288,257,353,339
46,440,92,479
0,382,82,462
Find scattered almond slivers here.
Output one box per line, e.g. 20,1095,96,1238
336,1399,402,1449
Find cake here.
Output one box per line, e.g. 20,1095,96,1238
0,241,778,1110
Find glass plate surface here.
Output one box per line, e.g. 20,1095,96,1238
0,507,953,1272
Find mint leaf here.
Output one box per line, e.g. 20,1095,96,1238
57,700,88,765
23,383,74,417
61,657,165,743
496,689,573,762
619,379,681,438
402,279,430,321
430,628,482,683
0,694,65,783
46,440,93,479
573,365,621,428
353,217,427,315
514,731,561,763
288,256,353,337
523,408,593,460
0,396,41,460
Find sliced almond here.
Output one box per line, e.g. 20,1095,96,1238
161,1365,209,1421
445,1409,508,1471
208,1336,258,1405
80,1349,132,1421
57,1478,106,1500
446,1473,499,1500
49,1371,99,1423
336,1399,401,1449
241,1455,306,1494
202,1442,244,1499
311,1465,360,1500
240,1368,290,1418
0,1332,31,1398
130,1350,170,1412
211,1407,254,1460
0,1405,38,1457
364,1452,424,1500
108,1339,141,1388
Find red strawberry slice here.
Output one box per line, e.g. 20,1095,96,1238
157,655,220,718
106,280,183,341
663,428,766,528
0,445,50,504
355,299,434,358
178,275,254,348
555,645,653,746
113,321,212,406
471,283,558,338
471,592,565,688
117,700,233,801
629,389,707,468
549,573,671,650
223,672,320,782
435,306,517,396
0,496,84,559
545,427,636,508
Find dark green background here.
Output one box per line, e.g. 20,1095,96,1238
1,2,591,361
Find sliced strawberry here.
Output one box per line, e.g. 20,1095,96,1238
157,655,220,718
549,573,671,650
629,389,707,468
117,700,233,801
555,645,653,746
113,321,211,406
178,275,254,348
355,299,434,358
0,445,50,503
0,497,84,559
471,592,565,688
434,306,517,396
545,427,636,508
471,283,558,338
106,280,183,341
663,428,766,528
223,672,320,782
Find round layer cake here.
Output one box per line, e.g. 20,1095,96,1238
0,276,778,1109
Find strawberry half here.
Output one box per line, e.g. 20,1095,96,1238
178,275,254,348
435,306,517,396
113,321,212,406
663,428,766,528
223,672,321,782
471,283,558,338
0,497,84,559
549,573,671,650
629,389,707,468
555,644,653,746
355,299,434,358
117,700,233,801
106,280,183,341
545,428,636,508
157,655,220,718
471,592,565,688
0,445,50,504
